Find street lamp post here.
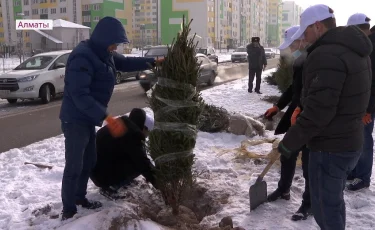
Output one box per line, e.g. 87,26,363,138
276,2,283,47
140,24,145,57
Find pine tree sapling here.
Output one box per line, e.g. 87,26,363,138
148,17,204,215
274,55,293,93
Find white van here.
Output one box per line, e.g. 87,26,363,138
0,50,71,104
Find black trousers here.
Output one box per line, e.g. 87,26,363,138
278,146,310,205
248,68,262,91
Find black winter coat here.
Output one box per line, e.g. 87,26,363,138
274,52,306,135
90,116,155,188
366,32,375,113
282,26,373,153
246,43,267,70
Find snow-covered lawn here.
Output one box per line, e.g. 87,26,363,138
1,68,374,230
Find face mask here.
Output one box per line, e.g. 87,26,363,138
292,50,302,58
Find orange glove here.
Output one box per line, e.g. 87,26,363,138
264,106,279,119
105,115,127,137
291,107,301,126
362,113,372,125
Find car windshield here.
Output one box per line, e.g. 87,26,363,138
265,48,272,52
14,55,57,70
235,48,246,52
196,48,207,55
145,48,168,56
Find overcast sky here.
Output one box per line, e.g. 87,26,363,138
286,0,375,26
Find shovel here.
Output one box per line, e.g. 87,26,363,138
249,151,280,211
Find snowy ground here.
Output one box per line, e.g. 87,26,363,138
2,68,374,230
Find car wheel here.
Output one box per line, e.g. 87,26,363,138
40,84,52,104
115,72,122,85
7,99,17,104
135,73,140,80
207,71,216,86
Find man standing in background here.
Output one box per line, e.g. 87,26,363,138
246,37,267,94
346,13,375,192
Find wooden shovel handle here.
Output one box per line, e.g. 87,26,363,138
258,151,280,180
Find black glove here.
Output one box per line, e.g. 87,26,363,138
278,141,293,159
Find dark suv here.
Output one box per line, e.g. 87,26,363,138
196,47,218,64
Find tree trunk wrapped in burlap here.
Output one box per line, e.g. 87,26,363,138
148,18,204,215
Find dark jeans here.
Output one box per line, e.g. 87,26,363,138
349,113,374,184
278,146,310,205
248,68,262,92
61,122,97,213
309,151,361,230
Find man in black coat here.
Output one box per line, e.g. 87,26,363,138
346,13,375,191
277,5,372,229
90,108,157,199
264,25,311,221
246,37,267,94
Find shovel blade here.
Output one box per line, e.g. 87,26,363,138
249,180,267,211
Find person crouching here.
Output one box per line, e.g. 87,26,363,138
90,108,157,199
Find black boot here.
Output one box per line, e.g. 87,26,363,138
75,198,102,209
61,210,77,221
248,89,253,93
255,90,262,94
291,201,312,221
267,188,290,202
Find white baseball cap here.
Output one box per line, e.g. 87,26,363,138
144,114,154,131
291,4,335,40
347,13,371,26
278,25,303,50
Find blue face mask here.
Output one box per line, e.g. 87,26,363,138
292,50,302,59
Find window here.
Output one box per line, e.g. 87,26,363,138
282,13,288,21
93,16,100,22
51,8,56,14
60,7,66,13
83,15,90,22
82,4,90,11
40,0,47,3
93,4,100,11
53,54,69,67
24,0,29,5
24,11,29,16
25,32,30,37
60,0,66,2
32,9,38,15
50,0,56,2
32,0,38,3
14,0,21,6
0,33,3,37
40,8,48,14
15,55,57,70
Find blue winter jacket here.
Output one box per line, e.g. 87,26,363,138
59,17,155,126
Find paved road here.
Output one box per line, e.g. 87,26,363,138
0,59,278,153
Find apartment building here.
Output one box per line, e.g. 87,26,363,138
132,0,158,46
0,0,132,49
281,1,302,33
267,0,283,46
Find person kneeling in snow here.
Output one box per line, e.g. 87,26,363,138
90,108,157,199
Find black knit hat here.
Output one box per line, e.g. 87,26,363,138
251,37,260,42
129,108,146,130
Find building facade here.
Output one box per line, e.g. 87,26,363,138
267,0,282,47
281,1,302,33
132,0,158,47
0,0,132,51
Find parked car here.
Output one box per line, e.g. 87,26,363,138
196,47,218,64
115,70,140,84
139,53,218,92
0,50,71,104
264,48,276,59
231,47,248,62
144,45,169,58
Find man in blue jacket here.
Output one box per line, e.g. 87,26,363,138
59,16,157,220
